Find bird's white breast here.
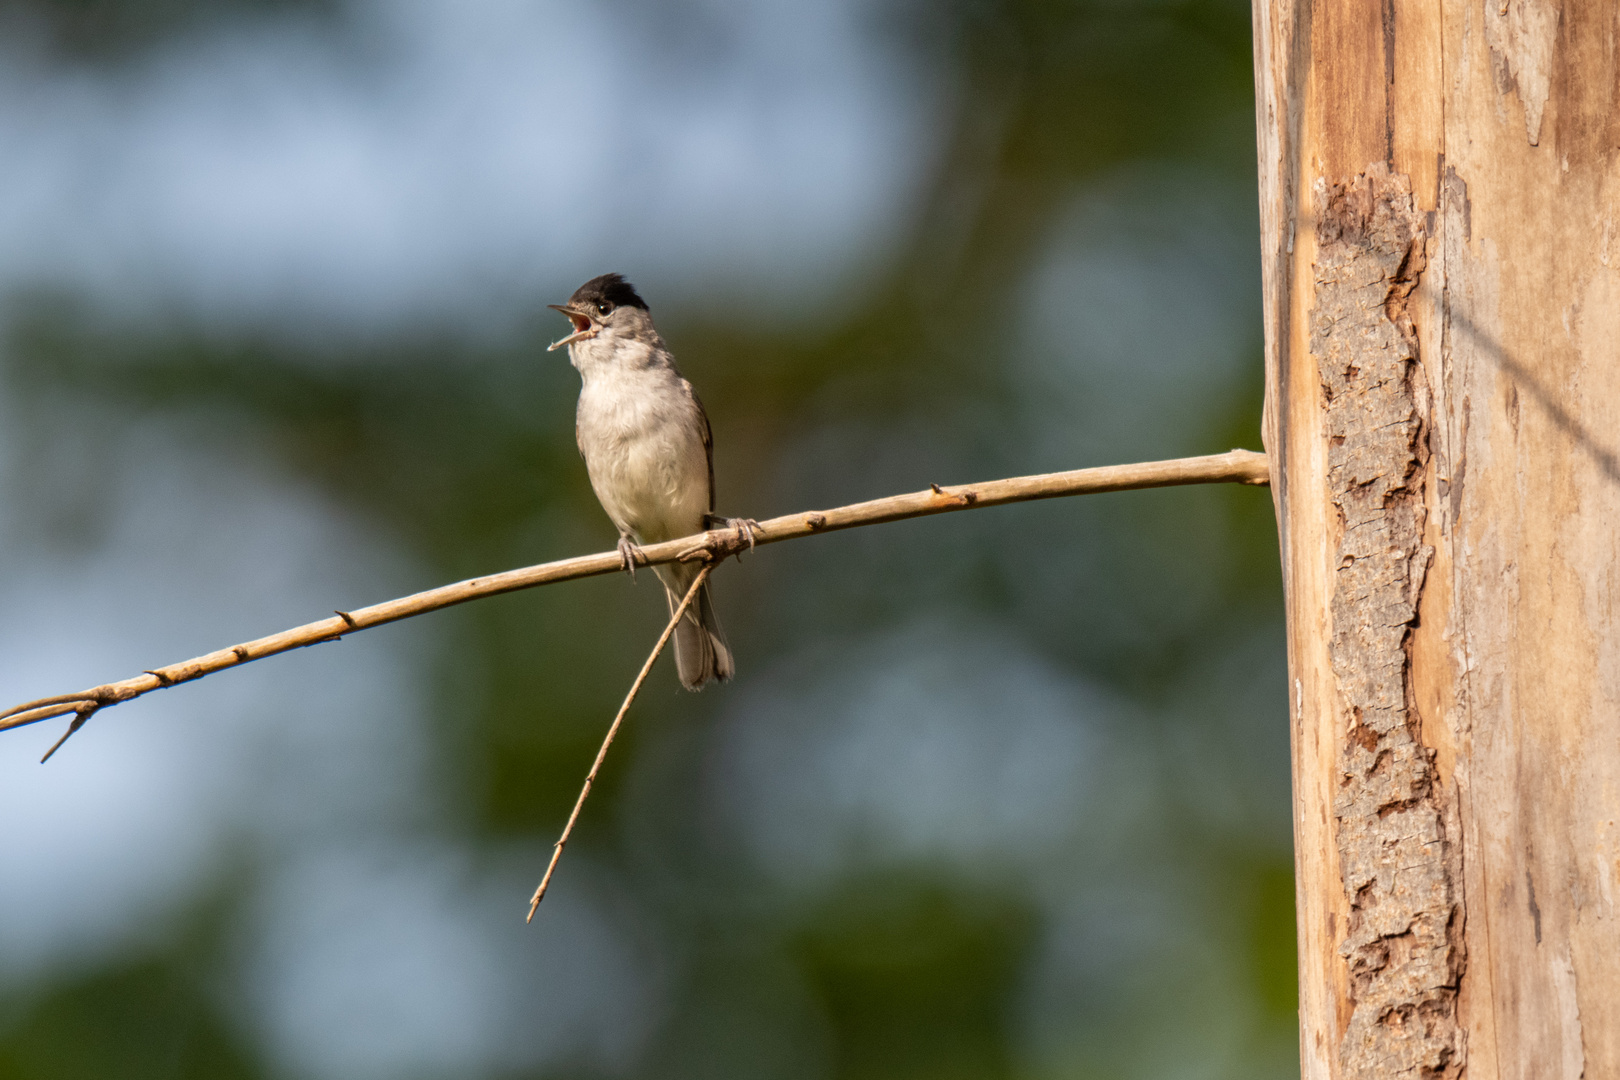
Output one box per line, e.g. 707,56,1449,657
575,363,709,545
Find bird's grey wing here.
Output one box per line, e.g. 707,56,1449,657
688,382,716,514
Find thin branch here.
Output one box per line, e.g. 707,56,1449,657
526,563,713,921
40,702,99,763
0,448,1269,743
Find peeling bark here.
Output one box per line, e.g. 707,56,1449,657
1485,0,1560,146
1310,165,1462,1080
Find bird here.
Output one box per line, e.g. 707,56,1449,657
549,273,735,690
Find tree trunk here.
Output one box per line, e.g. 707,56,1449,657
1253,2,1620,1078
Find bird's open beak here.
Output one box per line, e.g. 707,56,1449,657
547,305,600,351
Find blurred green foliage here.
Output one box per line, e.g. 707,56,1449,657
0,960,259,1080
0,0,1295,1076
794,874,1036,1080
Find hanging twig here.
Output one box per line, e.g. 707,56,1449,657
0,449,1269,748
526,563,713,921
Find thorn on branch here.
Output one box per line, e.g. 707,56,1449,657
335,610,358,629
143,669,175,687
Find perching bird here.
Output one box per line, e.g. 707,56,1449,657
549,273,735,690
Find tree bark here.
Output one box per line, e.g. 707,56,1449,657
1254,2,1620,1078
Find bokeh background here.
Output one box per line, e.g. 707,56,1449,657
0,0,1294,1077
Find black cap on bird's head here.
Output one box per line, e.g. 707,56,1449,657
570,273,647,313
547,273,649,351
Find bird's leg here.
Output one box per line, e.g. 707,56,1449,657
617,535,645,579
731,517,759,553
704,515,760,559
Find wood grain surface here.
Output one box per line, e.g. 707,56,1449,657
1255,1,1620,1076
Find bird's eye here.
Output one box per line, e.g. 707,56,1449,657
596,301,611,315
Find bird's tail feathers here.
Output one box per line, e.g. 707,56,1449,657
662,573,733,691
